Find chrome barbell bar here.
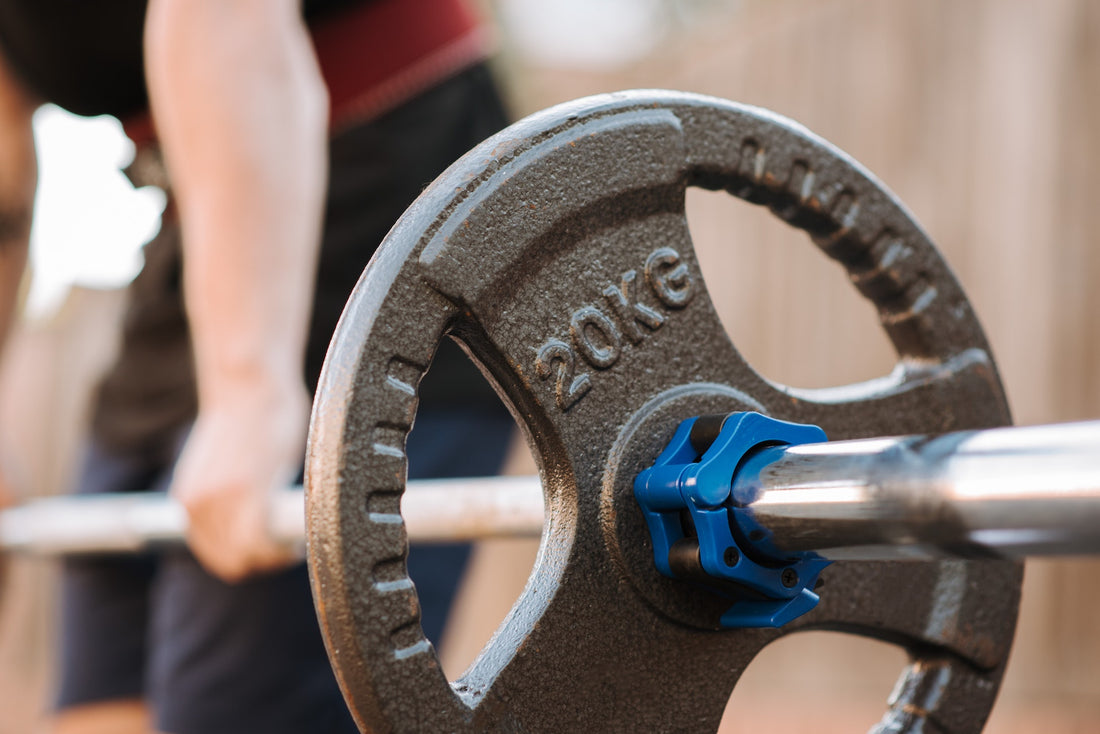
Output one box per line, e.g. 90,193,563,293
0,475,545,555
3,420,1099,559
749,419,1100,560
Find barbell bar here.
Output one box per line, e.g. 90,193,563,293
4,418,1098,559
2,90,1084,731
0,475,545,555
750,418,1100,560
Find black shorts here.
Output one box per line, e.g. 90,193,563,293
56,62,514,734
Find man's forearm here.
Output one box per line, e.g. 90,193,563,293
145,0,328,407
0,51,36,359
144,0,329,580
0,50,37,510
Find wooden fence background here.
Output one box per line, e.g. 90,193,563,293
2,0,1099,731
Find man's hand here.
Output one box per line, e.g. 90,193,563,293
171,378,309,582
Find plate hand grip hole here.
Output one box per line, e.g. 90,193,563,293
687,187,895,390
719,632,907,733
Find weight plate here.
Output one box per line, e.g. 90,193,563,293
306,91,1020,733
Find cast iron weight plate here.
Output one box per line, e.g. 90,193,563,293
306,91,1021,733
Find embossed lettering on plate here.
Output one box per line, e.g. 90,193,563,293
535,247,696,412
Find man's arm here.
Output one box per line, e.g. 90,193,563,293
0,50,37,510
144,0,329,581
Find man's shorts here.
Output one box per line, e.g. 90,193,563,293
56,408,515,734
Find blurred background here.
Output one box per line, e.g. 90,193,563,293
2,0,1099,731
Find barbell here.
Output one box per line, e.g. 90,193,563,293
4,419,1099,561
0,476,544,555
302,89,1083,733
3,90,1096,732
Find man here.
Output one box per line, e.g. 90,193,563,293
0,1,513,732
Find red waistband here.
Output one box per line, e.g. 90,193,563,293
123,0,489,147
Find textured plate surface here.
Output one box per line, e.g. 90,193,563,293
306,91,1020,733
